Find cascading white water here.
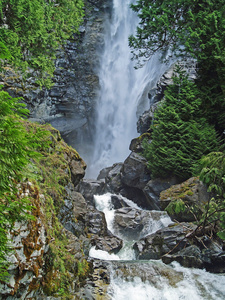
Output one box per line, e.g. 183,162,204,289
89,193,172,261
86,0,173,178
89,193,225,299
84,1,225,299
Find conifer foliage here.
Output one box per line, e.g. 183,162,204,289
143,69,219,180
129,0,225,131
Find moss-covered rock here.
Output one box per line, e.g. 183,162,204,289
160,177,210,222
0,122,91,299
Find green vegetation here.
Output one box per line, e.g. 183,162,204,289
194,152,225,239
129,0,225,132
143,68,219,179
0,0,90,293
0,89,49,279
0,0,84,87
130,1,225,238
0,96,89,293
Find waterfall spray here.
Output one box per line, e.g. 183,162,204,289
85,0,172,178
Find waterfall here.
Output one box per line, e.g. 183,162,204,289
86,0,173,178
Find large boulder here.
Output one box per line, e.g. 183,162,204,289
160,177,210,222
113,207,172,240
143,177,180,211
77,179,106,205
104,163,123,193
93,235,123,254
121,152,150,190
134,222,196,260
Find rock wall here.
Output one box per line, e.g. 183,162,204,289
0,122,122,299
1,0,112,160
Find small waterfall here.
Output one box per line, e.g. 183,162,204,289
89,193,225,299
86,0,173,178
89,193,172,261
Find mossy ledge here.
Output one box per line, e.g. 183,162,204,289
0,121,93,299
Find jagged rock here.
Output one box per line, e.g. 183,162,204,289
94,236,123,254
59,190,87,236
110,194,129,209
113,207,172,240
77,179,106,205
85,208,108,236
129,133,151,153
0,183,48,299
162,245,204,269
105,163,123,193
156,59,196,101
97,166,112,180
121,152,150,190
137,110,153,134
143,177,180,211
160,177,210,222
134,223,196,260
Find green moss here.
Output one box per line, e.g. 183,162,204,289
20,121,90,296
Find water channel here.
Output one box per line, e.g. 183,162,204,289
85,0,225,298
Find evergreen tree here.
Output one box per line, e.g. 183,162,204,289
129,0,225,132
143,70,219,179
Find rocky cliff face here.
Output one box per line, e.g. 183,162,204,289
1,0,112,160
0,122,124,299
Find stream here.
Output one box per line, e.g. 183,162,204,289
83,0,225,298
89,193,225,299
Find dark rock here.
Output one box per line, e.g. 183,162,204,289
162,245,204,269
137,109,153,134
121,152,150,190
143,177,180,211
105,163,123,193
110,194,129,209
134,223,196,260
160,177,210,222
97,166,112,180
59,190,87,236
77,179,106,205
85,208,108,235
94,236,123,254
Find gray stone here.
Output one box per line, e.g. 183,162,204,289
77,179,106,205
121,152,150,190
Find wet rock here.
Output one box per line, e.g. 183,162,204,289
134,223,196,260
162,245,204,269
160,177,210,222
143,177,180,211
94,236,123,254
77,179,106,205
113,207,171,240
105,163,123,193
85,208,108,236
121,152,150,190
110,194,129,209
